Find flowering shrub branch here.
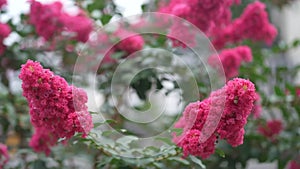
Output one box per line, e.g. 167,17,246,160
0,0,299,169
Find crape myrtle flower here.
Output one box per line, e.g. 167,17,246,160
19,60,93,155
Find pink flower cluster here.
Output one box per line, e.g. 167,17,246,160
99,28,145,65
159,1,276,50
179,129,217,159
212,1,277,49
288,159,300,169
114,29,145,56
217,78,256,146
208,46,253,80
19,60,93,155
174,78,257,159
0,23,11,55
159,1,276,79
0,143,9,169
159,0,239,33
257,119,283,140
29,0,92,42
0,0,6,9
29,127,57,155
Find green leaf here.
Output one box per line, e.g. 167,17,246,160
101,14,113,25
279,105,289,121
168,157,189,165
285,83,296,95
105,119,117,124
144,146,160,153
94,119,117,128
156,35,167,47
134,101,151,111
274,86,284,96
111,51,125,59
152,162,164,168
94,122,103,128
116,136,139,148
292,39,300,48
156,77,163,90
87,1,106,12
96,157,113,168
0,116,9,134
189,155,206,169
155,137,174,145
215,148,225,158
141,4,148,12
102,130,115,137
90,111,99,114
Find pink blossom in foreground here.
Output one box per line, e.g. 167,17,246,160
258,119,283,140
217,78,256,146
29,127,57,156
173,101,210,144
0,23,11,55
19,60,93,155
180,129,217,159
0,143,9,169
29,0,92,42
208,46,253,80
173,78,256,158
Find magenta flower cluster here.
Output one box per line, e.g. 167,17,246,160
208,46,253,80
100,28,145,65
29,0,93,42
0,0,11,55
173,78,257,159
19,60,93,155
114,29,145,56
159,0,240,33
159,1,277,49
0,0,6,9
258,119,283,140
159,1,277,81
288,159,300,169
212,1,277,49
0,143,9,169
0,23,11,55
